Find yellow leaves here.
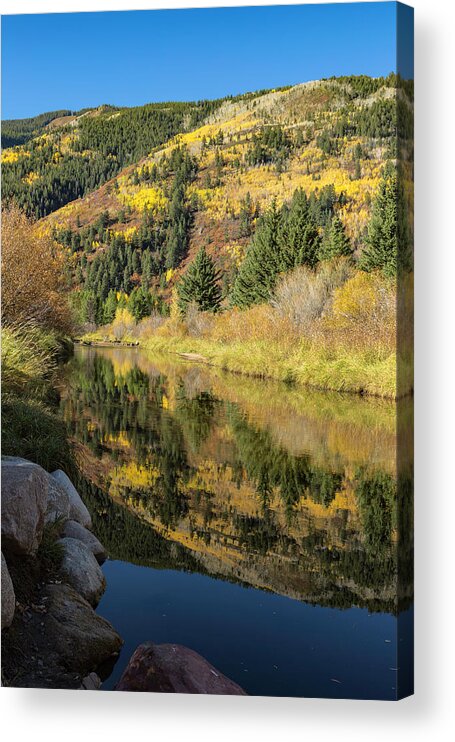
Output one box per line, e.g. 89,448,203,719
332,272,387,322
165,268,175,283
119,185,167,213
22,171,40,185
2,148,30,164
111,226,138,242
224,242,246,268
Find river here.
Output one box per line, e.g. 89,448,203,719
57,344,413,699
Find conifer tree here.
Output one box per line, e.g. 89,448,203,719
129,286,153,321
103,289,118,324
177,247,222,313
282,189,321,269
231,200,283,308
360,165,410,277
318,215,353,261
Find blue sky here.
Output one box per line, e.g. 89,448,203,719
1,3,408,120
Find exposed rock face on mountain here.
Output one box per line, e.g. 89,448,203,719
116,642,247,695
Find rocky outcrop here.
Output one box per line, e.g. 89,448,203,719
116,642,247,695
1,457,48,554
45,476,71,525
1,553,16,629
50,470,92,529
58,537,106,606
63,520,107,564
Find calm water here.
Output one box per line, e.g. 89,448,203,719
58,345,413,699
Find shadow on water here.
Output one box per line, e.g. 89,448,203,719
57,345,413,699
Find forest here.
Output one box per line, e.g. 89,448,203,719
1,74,414,399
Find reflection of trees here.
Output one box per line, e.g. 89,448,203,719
59,350,413,612
227,405,342,515
355,469,396,553
174,386,219,453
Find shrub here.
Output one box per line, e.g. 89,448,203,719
1,205,73,334
271,258,353,329
111,308,136,340
184,302,216,337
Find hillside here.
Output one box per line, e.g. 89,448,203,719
1,74,413,397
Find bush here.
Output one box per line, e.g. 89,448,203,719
271,258,353,329
184,302,216,338
1,205,73,334
135,313,167,339
111,308,136,340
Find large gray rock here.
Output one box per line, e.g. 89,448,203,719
45,476,71,525
116,643,247,695
79,672,101,690
42,583,122,675
1,457,49,554
58,537,106,606
63,520,107,564
1,552,15,630
50,470,92,529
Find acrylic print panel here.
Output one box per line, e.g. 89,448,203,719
1,2,413,699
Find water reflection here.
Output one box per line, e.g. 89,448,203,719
59,346,413,614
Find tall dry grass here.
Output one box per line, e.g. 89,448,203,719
85,261,408,398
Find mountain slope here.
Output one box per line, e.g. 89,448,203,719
2,74,413,331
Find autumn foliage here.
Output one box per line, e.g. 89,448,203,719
1,204,73,334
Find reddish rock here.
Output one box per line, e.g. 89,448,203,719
116,642,247,695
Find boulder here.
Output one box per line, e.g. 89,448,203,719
62,520,107,564
45,476,71,525
116,643,247,695
1,553,15,630
80,672,102,690
42,583,122,675
50,470,92,529
1,457,48,554
58,537,106,606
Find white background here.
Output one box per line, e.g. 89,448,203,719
1,1,454,740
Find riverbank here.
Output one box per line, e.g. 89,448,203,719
79,333,406,399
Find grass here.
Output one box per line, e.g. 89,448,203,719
81,266,412,400
37,517,66,571
83,328,401,398
1,324,76,474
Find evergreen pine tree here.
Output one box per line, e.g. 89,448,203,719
231,200,283,308
360,165,410,276
318,215,353,260
282,188,321,269
129,286,153,321
177,247,222,313
103,289,118,324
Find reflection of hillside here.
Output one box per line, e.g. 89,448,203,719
58,346,413,612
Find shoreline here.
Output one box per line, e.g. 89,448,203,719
75,337,412,401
